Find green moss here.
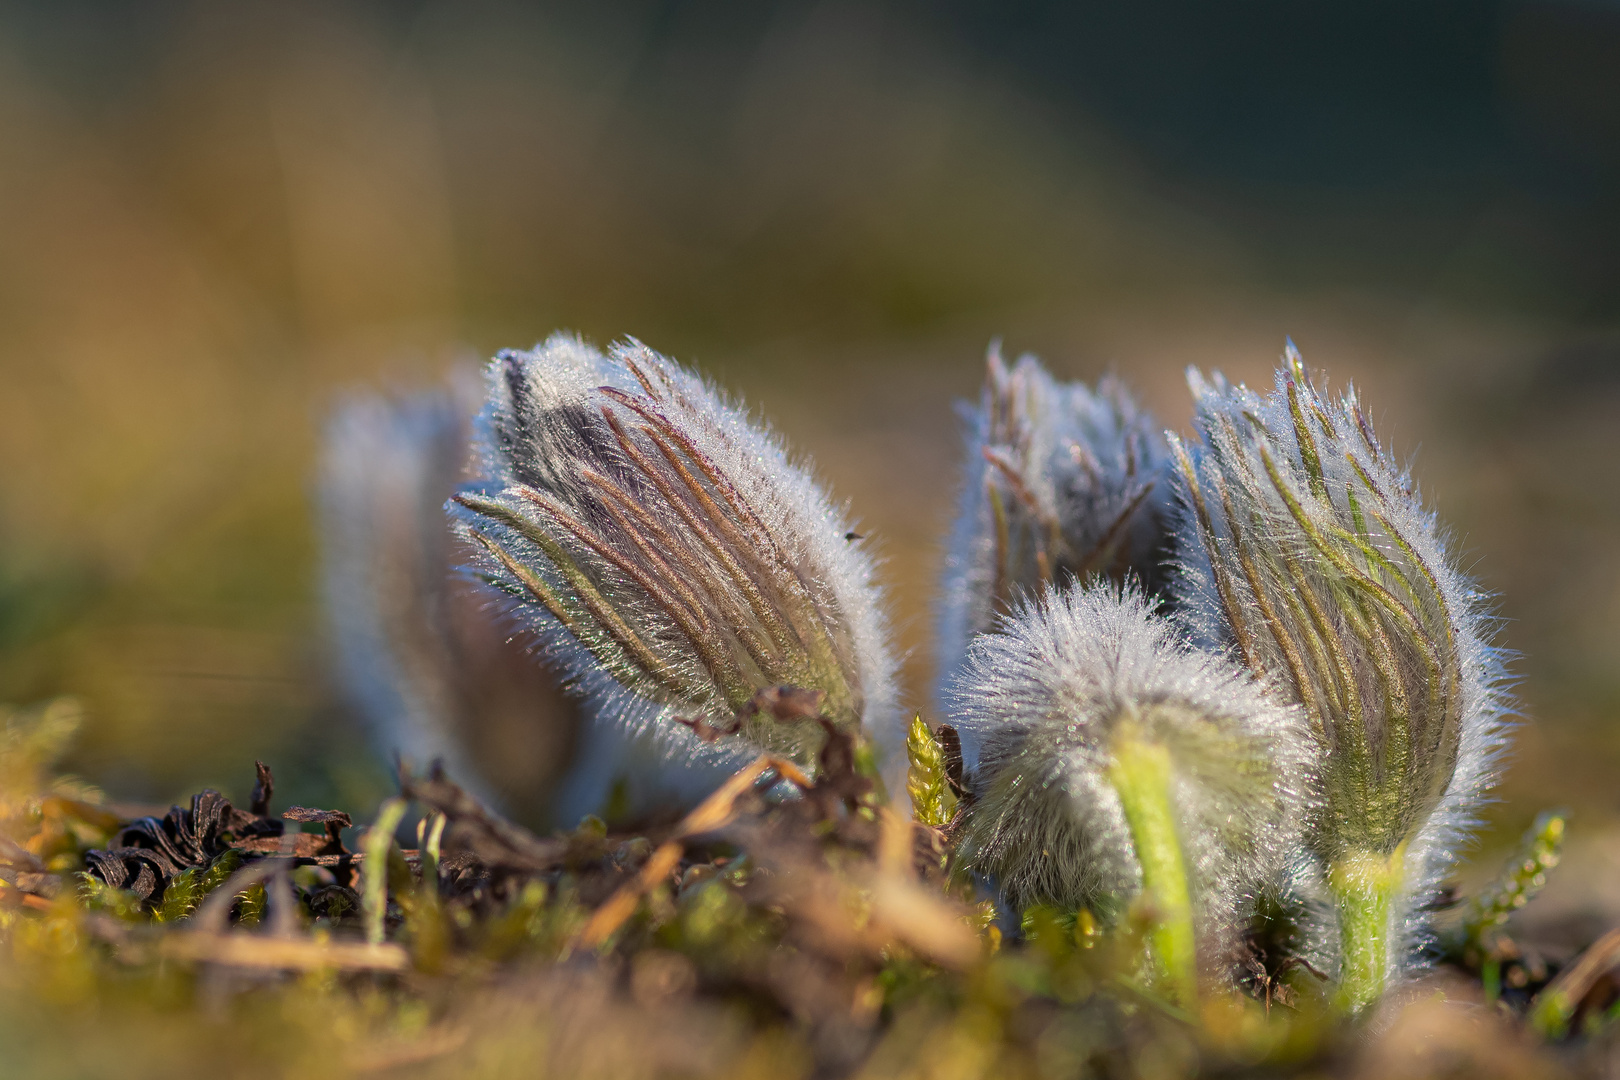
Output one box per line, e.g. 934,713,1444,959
905,716,957,828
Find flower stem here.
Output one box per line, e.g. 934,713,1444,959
364,798,409,946
1109,733,1198,1006
1329,846,1405,1011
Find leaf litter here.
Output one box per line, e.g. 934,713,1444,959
2,700,1617,1080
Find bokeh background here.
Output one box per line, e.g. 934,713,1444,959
2,1,1617,932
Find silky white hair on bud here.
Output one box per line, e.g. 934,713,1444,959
1168,343,1513,999
450,334,901,778
937,345,1170,698
949,583,1316,974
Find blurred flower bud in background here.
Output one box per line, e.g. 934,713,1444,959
319,383,583,826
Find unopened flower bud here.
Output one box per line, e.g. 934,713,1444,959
450,335,900,775
950,584,1314,1001
1169,344,1512,1007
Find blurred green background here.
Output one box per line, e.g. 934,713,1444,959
1,1,1617,920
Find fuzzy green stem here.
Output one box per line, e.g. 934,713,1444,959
1329,846,1405,1011
1108,733,1198,1007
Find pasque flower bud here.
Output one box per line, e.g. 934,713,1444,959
950,583,1314,1003
937,347,1170,691
1169,344,1512,1008
450,335,900,775
321,384,761,825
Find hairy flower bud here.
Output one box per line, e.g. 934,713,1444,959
937,346,1170,692
950,584,1314,999
1169,344,1513,1006
450,335,900,775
